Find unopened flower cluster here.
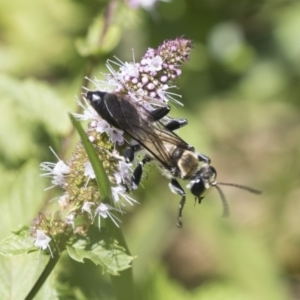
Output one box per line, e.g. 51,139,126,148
33,38,192,255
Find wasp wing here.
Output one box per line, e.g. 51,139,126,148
102,93,189,170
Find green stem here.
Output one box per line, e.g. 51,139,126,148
110,268,134,300
109,222,135,300
24,251,60,300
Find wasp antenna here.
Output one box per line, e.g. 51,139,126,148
213,184,230,218
217,182,262,195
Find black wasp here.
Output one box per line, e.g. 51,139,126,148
86,91,261,227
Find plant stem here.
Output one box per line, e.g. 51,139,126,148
111,268,135,300
24,251,60,300
109,221,135,300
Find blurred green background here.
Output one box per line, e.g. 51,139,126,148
1,0,300,299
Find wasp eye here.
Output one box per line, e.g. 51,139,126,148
190,179,205,198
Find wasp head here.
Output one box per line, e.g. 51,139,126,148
187,165,217,201
86,91,107,107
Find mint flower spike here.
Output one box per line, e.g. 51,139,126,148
90,38,192,106
37,125,136,237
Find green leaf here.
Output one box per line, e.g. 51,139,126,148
0,75,70,134
0,254,55,300
0,75,70,164
0,161,46,241
67,240,134,275
69,113,111,202
0,226,36,257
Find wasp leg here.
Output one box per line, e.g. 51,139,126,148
124,144,143,162
150,106,171,120
169,179,186,228
195,196,204,204
196,152,211,164
131,156,152,189
150,107,188,131
165,119,188,131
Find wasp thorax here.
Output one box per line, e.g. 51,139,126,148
177,151,199,179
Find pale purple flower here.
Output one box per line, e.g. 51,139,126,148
50,173,66,187
65,213,76,230
84,161,96,179
95,120,110,133
105,127,124,145
114,161,132,185
82,201,94,217
51,160,70,176
83,161,96,188
94,203,121,229
73,96,99,121
40,148,70,189
58,193,69,209
157,85,183,105
120,62,140,78
94,119,125,146
144,56,163,72
147,83,155,90
112,185,137,206
34,230,53,257
88,135,96,143
40,160,70,178
141,76,149,84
